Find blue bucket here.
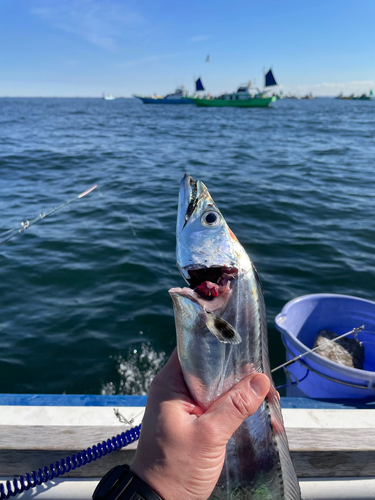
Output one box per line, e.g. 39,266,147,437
275,293,375,400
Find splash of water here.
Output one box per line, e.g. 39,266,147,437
102,343,167,396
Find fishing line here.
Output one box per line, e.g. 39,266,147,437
0,185,98,247
125,213,138,237
271,325,365,373
97,187,172,272
125,210,171,273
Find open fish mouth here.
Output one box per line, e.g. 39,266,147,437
169,265,241,342
188,266,238,300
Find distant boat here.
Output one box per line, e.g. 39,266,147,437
336,93,351,100
336,91,373,100
192,68,277,107
352,92,373,100
301,93,313,100
103,93,115,100
133,86,193,104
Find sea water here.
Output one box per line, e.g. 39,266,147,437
0,97,375,394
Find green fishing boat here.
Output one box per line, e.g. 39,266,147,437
352,92,373,100
193,69,278,108
336,90,373,100
193,95,276,107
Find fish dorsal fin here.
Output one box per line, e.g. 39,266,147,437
205,313,242,344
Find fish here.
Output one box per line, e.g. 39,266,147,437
314,329,365,369
169,174,301,500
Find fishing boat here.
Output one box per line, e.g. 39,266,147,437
103,94,115,100
1,393,375,500
352,92,373,100
133,86,193,104
192,68,278,107
336,91,373,100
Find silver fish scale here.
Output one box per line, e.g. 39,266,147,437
209,271,285,499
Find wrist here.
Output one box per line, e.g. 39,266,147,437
130,460,177,500
93,463,163,500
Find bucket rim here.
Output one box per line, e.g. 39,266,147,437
275,293,375,383
280,292,375,311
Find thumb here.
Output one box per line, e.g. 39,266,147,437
201,373,270,441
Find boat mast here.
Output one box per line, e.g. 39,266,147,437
263,67,265,93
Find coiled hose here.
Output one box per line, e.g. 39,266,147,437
0,424,141,499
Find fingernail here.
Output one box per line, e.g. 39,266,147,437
250,374,269,397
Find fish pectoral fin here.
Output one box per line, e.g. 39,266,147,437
205,313,242,344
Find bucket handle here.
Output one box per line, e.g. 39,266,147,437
275,365,310,390
284,364,309,386
282,339,373,390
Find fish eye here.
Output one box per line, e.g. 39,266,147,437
201,210,221,227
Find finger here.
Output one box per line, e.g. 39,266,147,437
201,373,270,441
151,348,183,388
159,348,180,376
149,348,192,402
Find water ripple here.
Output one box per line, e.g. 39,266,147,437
0,97,375,393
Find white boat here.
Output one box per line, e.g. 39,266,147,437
1,393,374,499
103,94,115,100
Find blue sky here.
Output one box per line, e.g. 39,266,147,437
1,0,374,97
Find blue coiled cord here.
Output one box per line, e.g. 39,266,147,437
0,424,141,499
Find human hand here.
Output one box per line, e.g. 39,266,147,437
130,348,270,500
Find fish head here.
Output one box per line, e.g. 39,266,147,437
173,174,253,326
177,173,243,286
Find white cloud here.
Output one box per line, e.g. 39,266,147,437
31,0,145,51
189,35,211,43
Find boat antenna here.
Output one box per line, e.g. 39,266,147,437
0,185,98,246
271,325,365,373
